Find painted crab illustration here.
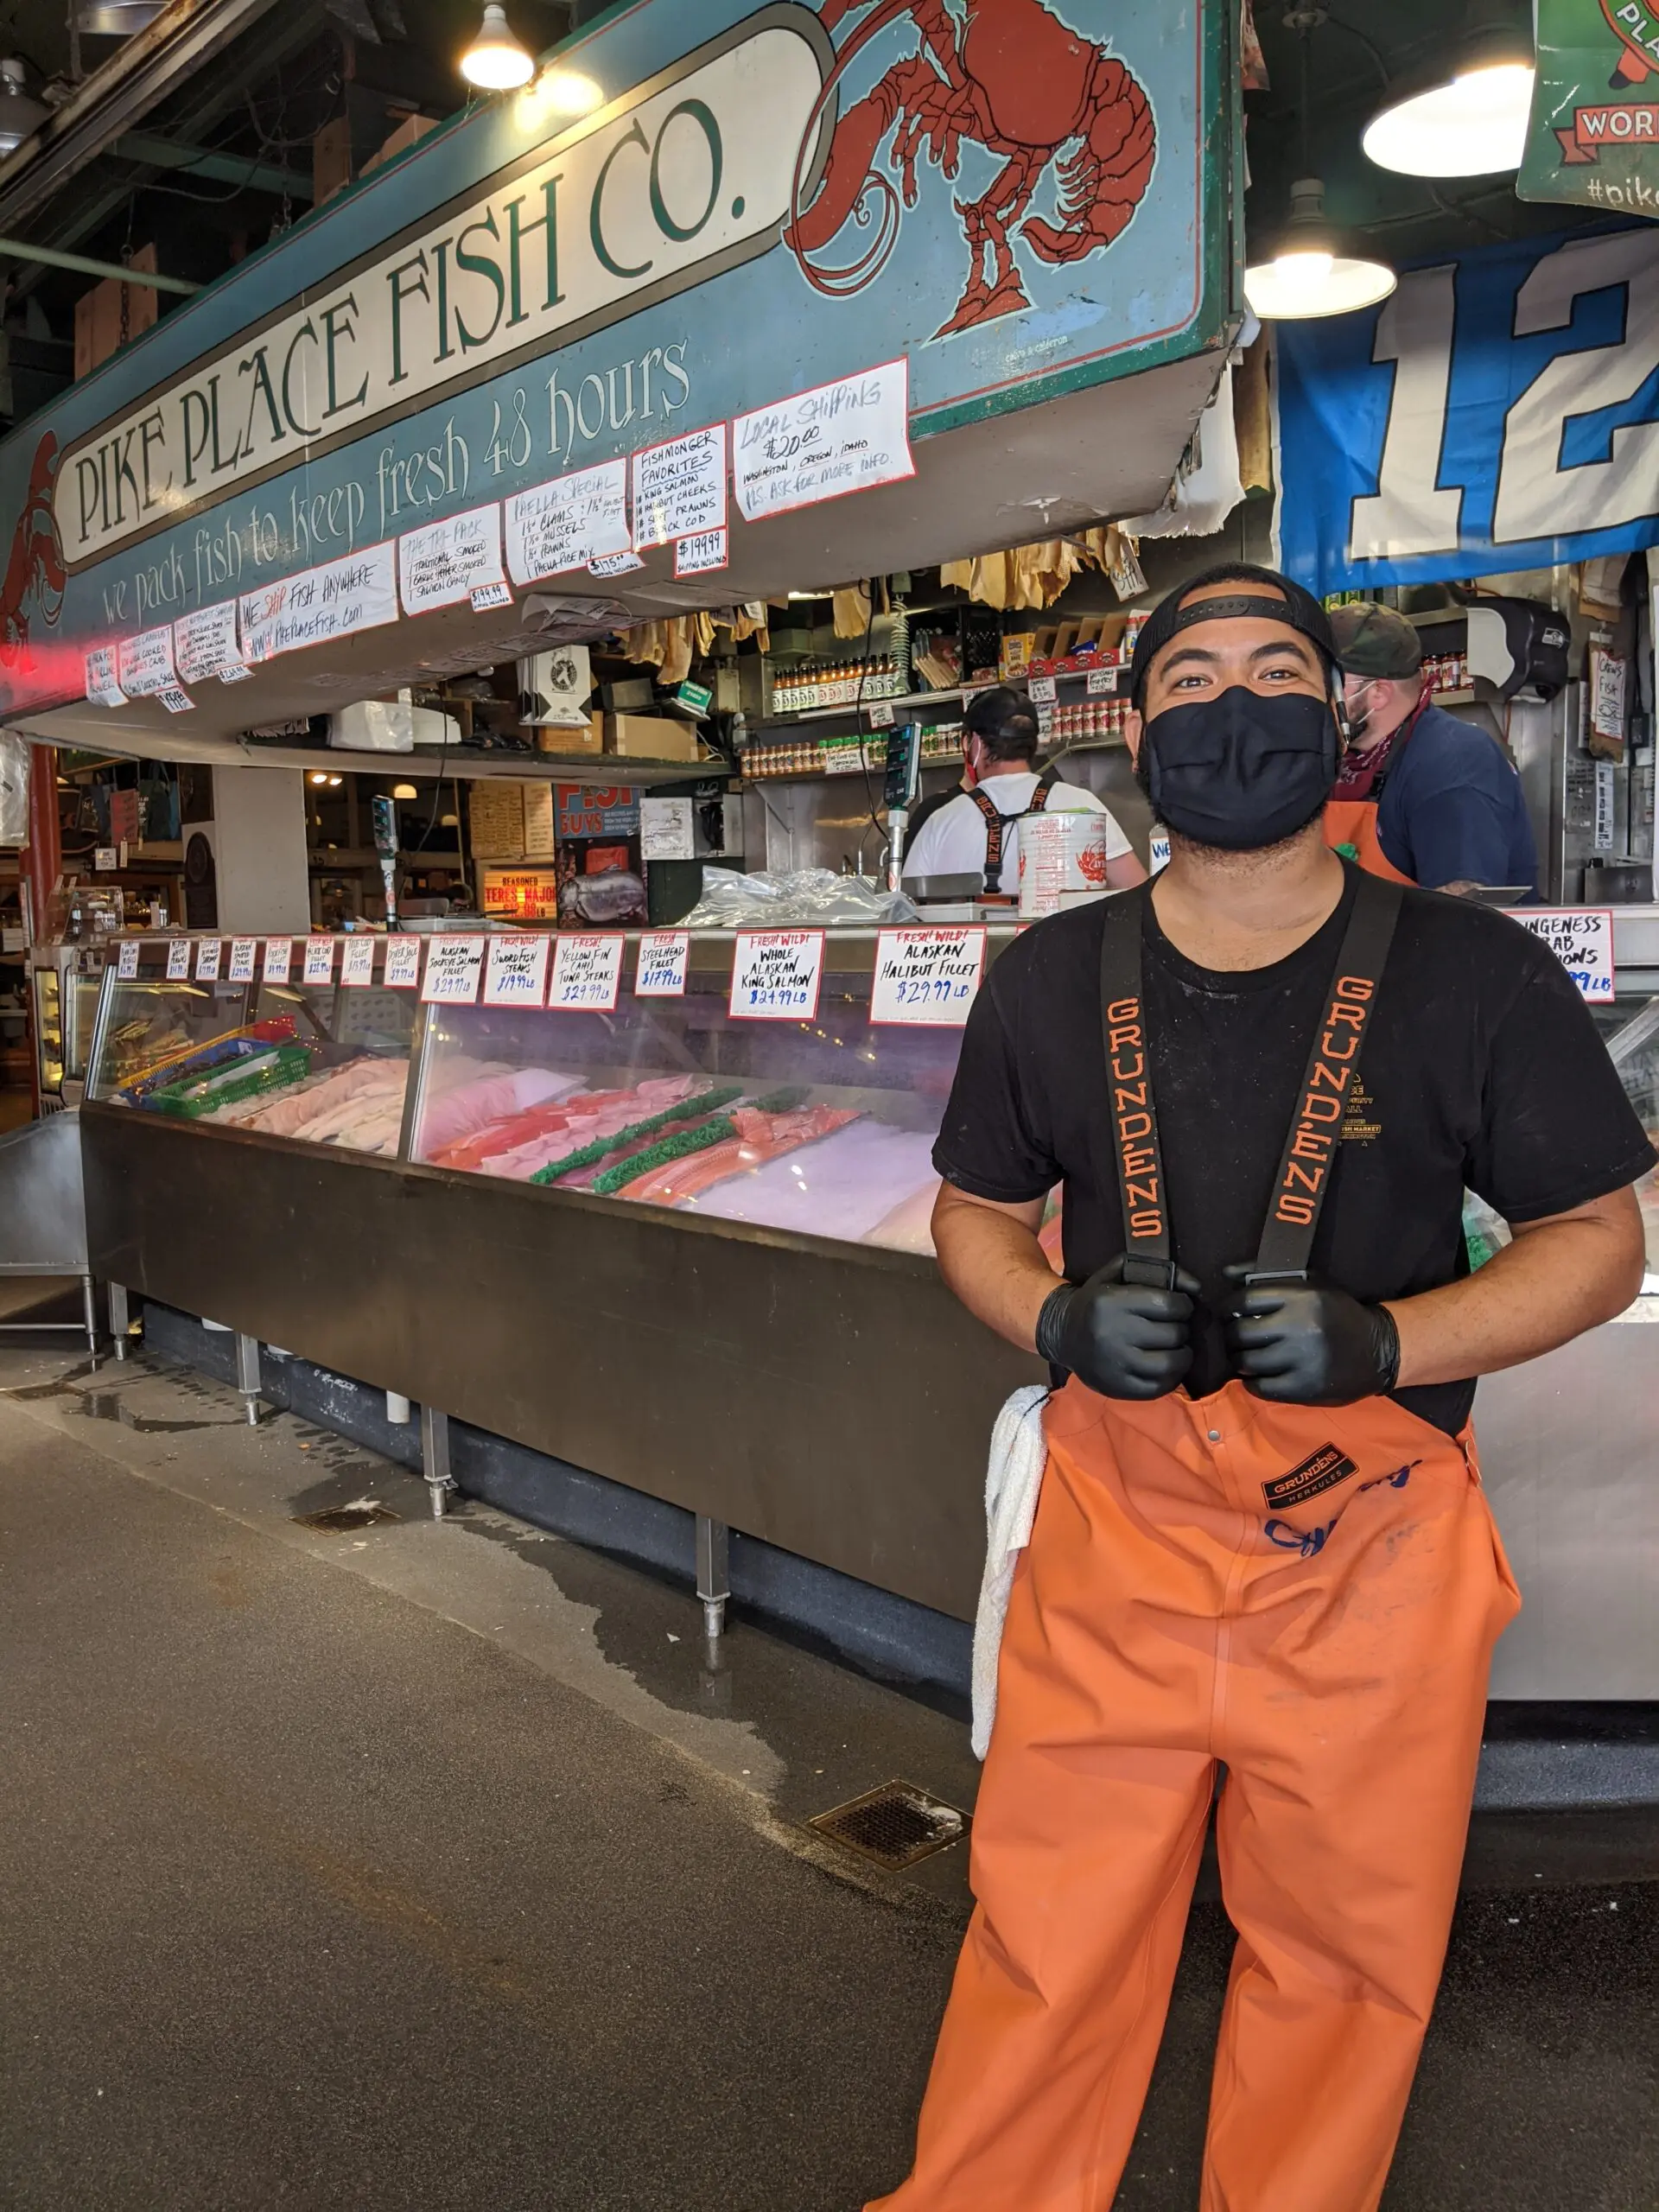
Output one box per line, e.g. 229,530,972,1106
0,431,65,670
787,0,1157,339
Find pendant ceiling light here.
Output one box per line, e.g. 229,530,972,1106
0,59,47,154
1244,19,1394,321
1244,176,1396,320
460,3,534,92
75,0,164,34
1362,2,1534,176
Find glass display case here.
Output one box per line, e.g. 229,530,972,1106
408,938,955,1254
86,941,417,1154
30,944,111,1103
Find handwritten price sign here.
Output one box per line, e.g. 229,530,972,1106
385,936,423,990
227,937,258,984
165,939,191,980
302,938,337,987
634,930,690,997
729,930,825,1020
341,936,377,987
484,932,551,1006
195,939,222,982
421,935,486,1005
262,938,293,984
871,927,987,1027
549,933,624,1011
1513,906,1615,1002
117,940,142,979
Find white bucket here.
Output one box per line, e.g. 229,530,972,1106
1018,811,1116,918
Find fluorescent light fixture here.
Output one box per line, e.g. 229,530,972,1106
1363,61,1533,176
1363,3,1534,177
0,60,46,153
1244,177,1395,321
461,4,534,92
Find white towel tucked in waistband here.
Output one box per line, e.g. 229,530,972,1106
971,1384,1051,1760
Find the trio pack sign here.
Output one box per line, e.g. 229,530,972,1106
1275,225,1659,594
57,14,832,568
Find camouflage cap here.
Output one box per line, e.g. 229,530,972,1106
1328,602,1423,680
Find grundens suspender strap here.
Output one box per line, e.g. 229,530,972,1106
1098,874,1403,1289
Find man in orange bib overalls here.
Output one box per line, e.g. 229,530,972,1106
872,563,1653,2212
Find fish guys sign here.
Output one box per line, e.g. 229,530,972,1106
0,0,1231,717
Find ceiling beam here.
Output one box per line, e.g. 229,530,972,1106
0,234,199,289
0,0,291,235
111,130,315,200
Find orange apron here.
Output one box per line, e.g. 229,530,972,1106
1323,794,1414,885
872,875,1520,2212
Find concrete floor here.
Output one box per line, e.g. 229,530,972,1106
0,1338,1654,2211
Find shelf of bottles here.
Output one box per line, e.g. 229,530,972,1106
739,721,969,784
766,652,908,716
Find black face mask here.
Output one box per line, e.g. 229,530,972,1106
1141,686,1341,853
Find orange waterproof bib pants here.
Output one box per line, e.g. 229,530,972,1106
871,1376,1518,2212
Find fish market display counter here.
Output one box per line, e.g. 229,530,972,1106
77,922,1659,1698
78,930,1038,1622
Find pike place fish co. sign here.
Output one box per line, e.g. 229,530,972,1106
59,9,833,568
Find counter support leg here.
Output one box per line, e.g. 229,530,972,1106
696,1515,730,1641
421,1406,454,1520
81,1274,98,1357
234,1332,261,1425
109,1282,130,1362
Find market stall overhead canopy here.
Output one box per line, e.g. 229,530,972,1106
0,0,1239,764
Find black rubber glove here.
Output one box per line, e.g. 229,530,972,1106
1221,1267,1401,1406
1035,1254,1201,1401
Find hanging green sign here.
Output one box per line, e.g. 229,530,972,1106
1519,1,1659,215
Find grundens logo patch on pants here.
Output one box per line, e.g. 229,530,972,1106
1262,1443,1357,1511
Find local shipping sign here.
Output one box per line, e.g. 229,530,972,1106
1276,225,1659,594
0,0,1220,717
1520,1,1659,214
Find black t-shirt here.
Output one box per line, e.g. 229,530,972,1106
934,864,1656,1433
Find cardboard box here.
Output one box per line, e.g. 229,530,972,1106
605,713,703,761
535,714,605,756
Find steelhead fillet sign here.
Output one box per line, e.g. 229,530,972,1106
0,0,1228,716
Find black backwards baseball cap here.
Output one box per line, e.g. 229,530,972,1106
1129,562,1337,707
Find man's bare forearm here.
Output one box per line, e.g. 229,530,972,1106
931,1185,1054,1352
1387,1189,1645,1389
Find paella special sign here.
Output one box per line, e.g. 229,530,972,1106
57,16,830,567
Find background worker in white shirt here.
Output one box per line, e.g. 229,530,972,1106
901,686,1146,898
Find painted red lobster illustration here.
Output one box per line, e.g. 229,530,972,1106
788,0,1156,339
0,431,65,670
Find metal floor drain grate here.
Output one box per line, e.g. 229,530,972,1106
808,1780,969,1870
293,1503,400,1533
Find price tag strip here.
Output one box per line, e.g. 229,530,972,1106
302,937,337,986
195,939,222,982
263,938,294,984
227,937,258,984
117,939,142,979
728,930,825,1021
1027,674,1058,705
675,526,728,577
483,932,552,1006
165,940,191,980
341,936,377,986
549,932,625,1011
384,936,423,990
633,930,690,997
1513,907,1616,1002
871,927,988,1027
421,934,486,1004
